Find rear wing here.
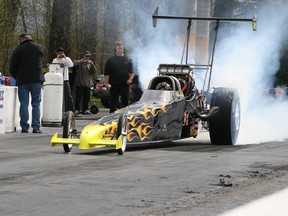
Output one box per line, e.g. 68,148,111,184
152,7,257,31
152,7,257,92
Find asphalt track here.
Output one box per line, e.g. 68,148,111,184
1,108,288,216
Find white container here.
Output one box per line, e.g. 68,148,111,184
42,64,64,127
0,86,21,133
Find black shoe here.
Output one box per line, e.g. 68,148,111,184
33,129,42,133
21,129,29,133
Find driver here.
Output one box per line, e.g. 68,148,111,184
156,82,172,90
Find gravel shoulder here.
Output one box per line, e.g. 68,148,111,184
134,168,288,216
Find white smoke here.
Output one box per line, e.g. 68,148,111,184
212,4,288,144
123,6,186,89
125,2,288,144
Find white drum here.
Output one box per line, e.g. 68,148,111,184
42,64,64,127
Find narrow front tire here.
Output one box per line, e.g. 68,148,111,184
116,114,128,155
62,111,76,152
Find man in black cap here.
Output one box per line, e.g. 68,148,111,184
73,51,96,115
10,33,44,133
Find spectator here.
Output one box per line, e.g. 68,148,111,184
74,51,96,115
10,33,45,133
104,42,134,113
52,47,75,112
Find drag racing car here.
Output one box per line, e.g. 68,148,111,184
51,8,256,154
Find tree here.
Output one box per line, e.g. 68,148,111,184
48,0,72,62
0,0,19,74
1,0,286,87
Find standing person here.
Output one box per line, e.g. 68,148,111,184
52,47,75,113
74,51,96,115
104,42,134,113
10,33,44,133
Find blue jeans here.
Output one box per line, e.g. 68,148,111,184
18,83,42,130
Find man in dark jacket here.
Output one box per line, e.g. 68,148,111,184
74,51,96,115
104,42,134,113
10,33,44,133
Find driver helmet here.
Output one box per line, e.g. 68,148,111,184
156,82,172,90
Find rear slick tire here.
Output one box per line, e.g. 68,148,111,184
209,88,240,145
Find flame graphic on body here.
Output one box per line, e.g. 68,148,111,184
128,123,153,141
126,103,171,142
105,120,118,135
97,103,172,142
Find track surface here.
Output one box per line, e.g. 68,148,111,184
1,111,288,216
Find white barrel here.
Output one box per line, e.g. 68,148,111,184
42,65,64,127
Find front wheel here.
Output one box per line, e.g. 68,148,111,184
116,114,128,155
90,105,99,114
62,111,76,152
209,88,240,145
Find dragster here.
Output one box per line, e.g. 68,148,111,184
51,8,256,155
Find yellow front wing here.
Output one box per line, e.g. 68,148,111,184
50,124,123,151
